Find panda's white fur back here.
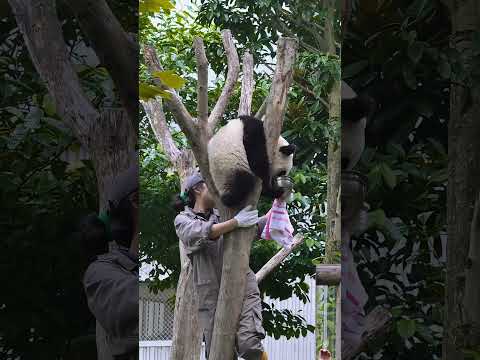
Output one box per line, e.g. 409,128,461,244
208,118,252,193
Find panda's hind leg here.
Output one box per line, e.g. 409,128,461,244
221,170,256,207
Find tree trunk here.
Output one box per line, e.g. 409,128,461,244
208,38,297,360
10,3,139,359
141,98,201,360
88,109,137,210
170,163,201,360
208,188,262,360
64,0,139,129
446,1,480,358
325,79,341,264
322,1,341,358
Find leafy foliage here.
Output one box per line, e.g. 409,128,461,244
0,2,135,359
343,1,449,358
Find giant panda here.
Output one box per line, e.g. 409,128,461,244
341,81,375,170
208,115,296,207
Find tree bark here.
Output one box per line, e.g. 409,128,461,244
321,1,341,357
446,1,480,358
324,79,341,264
64,0,139,129
8,0,137,212
8,0,97,142
88,109,137,211
256,234,304,283
238,51,254,116
315,264,341,286
141,98,200,360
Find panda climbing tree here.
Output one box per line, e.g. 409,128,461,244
142,31,299,360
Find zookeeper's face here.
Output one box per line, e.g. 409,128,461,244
198,182,215,208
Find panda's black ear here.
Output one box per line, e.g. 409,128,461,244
280,144,296,156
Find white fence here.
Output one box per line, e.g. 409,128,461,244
139,276,316,360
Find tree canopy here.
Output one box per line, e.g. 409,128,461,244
343,1,449,358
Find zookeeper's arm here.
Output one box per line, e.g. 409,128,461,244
211,205,260,238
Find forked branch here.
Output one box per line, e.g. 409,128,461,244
263,37,298,162
141,98,181,163
143,45,197,144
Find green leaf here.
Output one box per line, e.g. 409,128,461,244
42,94,56,116
408,42,424,63
402,65,417,89
438,58,451,79
305,237,314,248
153,70,186,89
386,143,406,159
367,209,387,229
429,168,448,183
463,349,480,360
139,0,174,13
381,163,397,189
139,83,171,100
397,319,416,338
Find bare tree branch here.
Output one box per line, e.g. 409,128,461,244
143,45,219,202
208,30,240,132
143,45,197,144
238,51,255,116
255,235,304,283
64,0,138,129
255,97,268,119
141,99,181,162
194,37,209,123
8,0,98,143
263,37,298,163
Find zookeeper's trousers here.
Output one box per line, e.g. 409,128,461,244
200,270,266,360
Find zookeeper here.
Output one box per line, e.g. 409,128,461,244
81,161,139,360
173,171,269,360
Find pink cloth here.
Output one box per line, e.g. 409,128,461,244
261,199,294,249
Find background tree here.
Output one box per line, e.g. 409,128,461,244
343,0,449,359
443,1,480,359
1,0,137,359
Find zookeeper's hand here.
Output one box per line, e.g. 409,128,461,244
234,205,259,228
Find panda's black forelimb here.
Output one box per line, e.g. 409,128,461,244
239,114,271,186
221,169,257,207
